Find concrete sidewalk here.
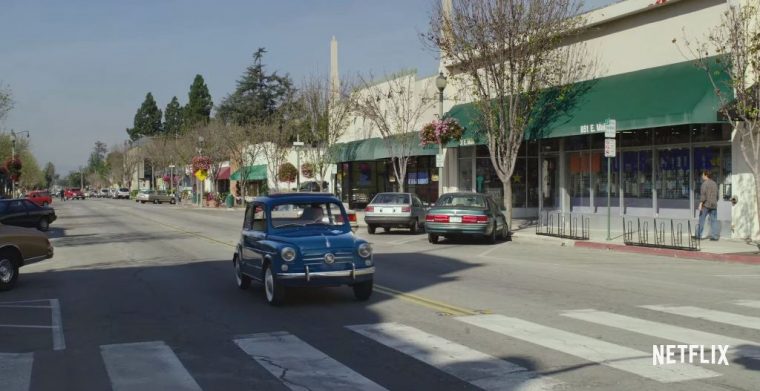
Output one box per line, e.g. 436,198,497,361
510,218,760,265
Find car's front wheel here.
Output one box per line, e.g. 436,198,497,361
0,251,20,291
353,279,373,301
37,218,49,232
264,264,285,306
234,256,251,290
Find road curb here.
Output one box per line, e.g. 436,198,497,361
574,241,760,265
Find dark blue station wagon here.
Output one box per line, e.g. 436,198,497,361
233,193,375,305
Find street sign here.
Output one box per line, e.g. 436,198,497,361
604,138,616,157
436,153,445,168
605,119,617,138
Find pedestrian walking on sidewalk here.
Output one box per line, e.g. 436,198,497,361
695,170,719,241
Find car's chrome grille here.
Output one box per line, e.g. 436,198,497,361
302,249,354,263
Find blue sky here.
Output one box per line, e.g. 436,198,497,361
0,0,615,175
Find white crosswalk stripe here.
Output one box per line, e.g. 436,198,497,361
234,331,387,391
457,314,722,383
641,305,760,331
348,322,564,391
562,309,760,361
733,299,760,309
100,341,202,391
0,352,33,391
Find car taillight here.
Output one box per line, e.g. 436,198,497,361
401,206,411,213
365,206,374,212
462,215,489,224
426,214,449,223
348,213,357,222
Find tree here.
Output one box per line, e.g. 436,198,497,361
425,0,596,224
164,96,184,136
0,83,12,122
676,3,760,239
43,162,56,189
217,48,294,125
354,72,434,192
185,75,213,127
299,74,355,190
278,162,298,188
261,121,291,193
106,149,124,187
128,92,163,140
217,121,263,200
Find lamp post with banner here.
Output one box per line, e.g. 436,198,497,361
435,72,447,198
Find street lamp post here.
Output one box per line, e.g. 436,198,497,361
169,164,175,194
293,137,304,192
10,130,30,198
435,72,447,199
197,136,205,208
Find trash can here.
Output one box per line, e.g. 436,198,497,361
225,193,234,208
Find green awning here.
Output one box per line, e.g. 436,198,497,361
230,164,267,181
330,134,438,163
447,57,732,142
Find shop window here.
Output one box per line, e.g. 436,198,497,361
593,152,620,207
656,148,690,200
720,146,732,200
525,140,539,156
540,138,560,153
654,125,690,145
620,129,652,148
693,146,721,206
568,151,591,209
622,150,653,208
527,158,539,207
566,135,590,151
692,124,731,143
458,146,475,192
511,158,526,208
476,158,503,203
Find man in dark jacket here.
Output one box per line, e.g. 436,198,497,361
695,170,719,241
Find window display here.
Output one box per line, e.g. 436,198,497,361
622,151,652,208
656,148,690,200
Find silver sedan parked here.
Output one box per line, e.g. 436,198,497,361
364,192,427,234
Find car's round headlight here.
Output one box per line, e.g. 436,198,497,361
357,243,372,258
281,247,296,262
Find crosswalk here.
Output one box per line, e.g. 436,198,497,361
1,300,758,390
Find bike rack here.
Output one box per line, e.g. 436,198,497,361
622,217,700,251
536,211,590,240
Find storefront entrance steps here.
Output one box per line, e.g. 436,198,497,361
510,219,760,265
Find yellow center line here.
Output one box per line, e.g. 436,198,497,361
128,209,483,316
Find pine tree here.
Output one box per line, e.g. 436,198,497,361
128,92,163,140
164,96,184,135
185,75,212,127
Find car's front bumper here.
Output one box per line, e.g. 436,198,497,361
277,266,374,286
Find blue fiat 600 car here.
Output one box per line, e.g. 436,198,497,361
233,193,374,305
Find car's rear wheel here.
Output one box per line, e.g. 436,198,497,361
264,264,285,306
368,225,376,234
234,256,251,290
500,223,510,240
37,218,49,232
153,199,159,204
410,219,418,234
170,199,176,205
353,279,373,301
428,233,439,244
487,222,497,244
0,252,20,291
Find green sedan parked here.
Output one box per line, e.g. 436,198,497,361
425,192,509,244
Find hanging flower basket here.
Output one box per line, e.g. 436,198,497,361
278,162,298,183
4,157,22,181
191,156,212,173
419,118,464,146
301,163,315,179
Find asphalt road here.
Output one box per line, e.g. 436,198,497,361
1,198,759,391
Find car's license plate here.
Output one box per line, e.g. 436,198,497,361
449,216,462,223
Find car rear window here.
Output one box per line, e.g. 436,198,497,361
436,194,486,208
120,188,129,192
371,193,410,205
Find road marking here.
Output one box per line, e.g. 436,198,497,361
50,299,65,351
0,299,54,304
373,285,477,316
714,274,760,278
562,309,760,361
457,314,721,383
476,242,510,258
234,331,386,391
0,324,54,329
733,300,760,309
347,322,564,391
388,236,426,245
100,341,202,391
0,305,52,308
641,305,760,331
0,352,33,391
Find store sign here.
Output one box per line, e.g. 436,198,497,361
436,153,445,168
580,118,617,136
460,138,476,146
604,138,616,158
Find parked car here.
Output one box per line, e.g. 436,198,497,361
364,192,427,234
136,190,152,203
26,190,52,207
100,189,110,198
0,199,57,231
115,188,130,199
233,193,374,305
298,180,329,192
148,191,176,204
425,192,509,244
65,188,85,200
0,224,54,290
86,189,98,198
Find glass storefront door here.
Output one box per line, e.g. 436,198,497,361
541,155,559,209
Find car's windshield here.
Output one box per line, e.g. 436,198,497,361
436,194,487,208
270,201,347,229
119,188,129,192
371,193,410,205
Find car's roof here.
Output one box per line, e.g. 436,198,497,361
253,193,341,205
440,192,489,197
